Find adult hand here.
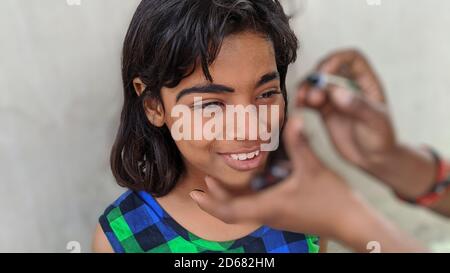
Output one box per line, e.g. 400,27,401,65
190,117,424,252
297,49,437,200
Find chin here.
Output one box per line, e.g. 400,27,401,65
212,168,259,191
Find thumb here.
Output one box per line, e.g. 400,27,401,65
189,177,262,224
190,189,267,224
283,116,323,173
329,86,385,124
189,190,236,223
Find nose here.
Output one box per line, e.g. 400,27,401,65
223,103,259,141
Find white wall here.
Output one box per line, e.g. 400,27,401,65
287,0,450,252
289,0,450,153
0,0,449,252
0,0,140,252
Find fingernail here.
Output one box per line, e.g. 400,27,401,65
189,191,203,200
332,88,353,107
204,176,212,185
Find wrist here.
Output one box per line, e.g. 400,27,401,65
334,193,424,252
333,193,379,252
364,144,436,199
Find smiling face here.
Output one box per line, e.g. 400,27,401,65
145,31,286,190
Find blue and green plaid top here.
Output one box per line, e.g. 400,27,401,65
99,190,320,253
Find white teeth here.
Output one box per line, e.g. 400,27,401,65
229,151,260,161
238,154,247,160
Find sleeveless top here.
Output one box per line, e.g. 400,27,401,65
99,190,320,253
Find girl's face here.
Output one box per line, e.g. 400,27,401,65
159,31,285,189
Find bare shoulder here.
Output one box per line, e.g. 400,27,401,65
92,223,114,253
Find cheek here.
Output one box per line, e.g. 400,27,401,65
264,99,286,132
165,106,217,161
174,139,216,166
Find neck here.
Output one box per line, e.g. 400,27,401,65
155,162,263,242
171,162,208,200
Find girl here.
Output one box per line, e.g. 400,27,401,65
93,0,321,253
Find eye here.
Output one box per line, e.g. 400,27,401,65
192,101,224,110
257,89,282,99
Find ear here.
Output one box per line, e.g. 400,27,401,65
133,78,165,127
133,77,147,96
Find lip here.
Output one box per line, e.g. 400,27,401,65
219,150,266,171
218,146,262,155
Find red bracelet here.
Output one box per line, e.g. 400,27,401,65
396,148,450,207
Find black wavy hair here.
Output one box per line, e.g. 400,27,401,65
111,0,299,197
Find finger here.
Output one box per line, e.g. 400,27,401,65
317,49,386,103
296,84,309,106
204,176,231,202
296,81,318,106
190,190,268,224
296,81,334,116
317,49,358,75
283,116,323,172
189,191,237,223
305,88,327,108
296,81,328,109
328,86,386,125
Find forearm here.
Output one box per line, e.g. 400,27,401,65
366,144,436,198
366,144,450,216
336,195,426,253
430,192,450,217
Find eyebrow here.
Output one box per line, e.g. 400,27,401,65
175,71,280,102
257,71,280,88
